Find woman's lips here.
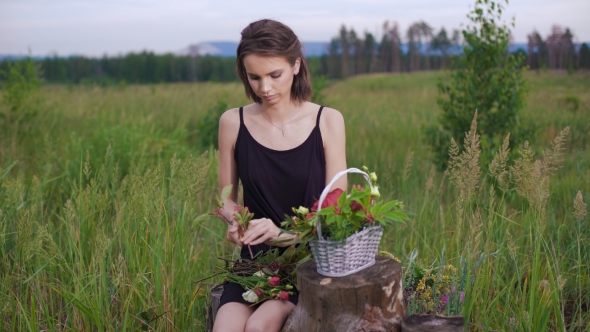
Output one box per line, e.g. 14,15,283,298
263,95,276,101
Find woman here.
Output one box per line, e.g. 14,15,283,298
214,19,347,332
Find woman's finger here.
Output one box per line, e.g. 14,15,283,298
246,223,280,245
243,222,272,245
242,228,265,245
246,230,271,246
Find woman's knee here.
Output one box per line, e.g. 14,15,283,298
213,303,253,332
244,319,271,332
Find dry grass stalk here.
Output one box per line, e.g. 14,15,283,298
469,208,483,250
573,191,587,221
402,150,414,183
541,127,570,175
505,229,517,262
511,127,570,217
446,111,482,204
489,133,510,192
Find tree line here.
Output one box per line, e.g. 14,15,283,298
1,52,238,85
527,25,590,70
321,21,590,78
1,22,589,85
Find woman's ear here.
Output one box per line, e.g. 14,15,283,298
294,58,301,75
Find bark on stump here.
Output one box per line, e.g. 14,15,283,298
281,256,405,332
401,314,464,332
205,285,223,332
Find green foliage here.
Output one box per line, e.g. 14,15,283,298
0,56,43,120
311,75,329,105
195,95,228,151
426,0,528,169
563,95,580,111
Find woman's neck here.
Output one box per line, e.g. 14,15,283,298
259,98,302,124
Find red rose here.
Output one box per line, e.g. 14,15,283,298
351,201,364,212
269,276,281,287
254,288,263,296
311,188,344,211
279,290,290,301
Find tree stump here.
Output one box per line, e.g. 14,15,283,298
401,314,464,332
281,256,405,332
205,285,223,332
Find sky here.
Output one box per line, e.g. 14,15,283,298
1,0,588,57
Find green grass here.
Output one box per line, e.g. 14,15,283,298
1,71,589,331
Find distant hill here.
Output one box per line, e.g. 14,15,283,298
178,41,555,57
177,41,331,57
2,42,588,60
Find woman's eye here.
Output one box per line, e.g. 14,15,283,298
249,77,259,81
271,74,282,79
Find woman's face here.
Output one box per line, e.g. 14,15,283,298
243,54,300,105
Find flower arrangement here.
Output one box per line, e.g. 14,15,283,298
281,167,408,243
222,245,310,304
198,185,311,305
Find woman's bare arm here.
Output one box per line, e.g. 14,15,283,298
218,108,242,244
320,107,347,191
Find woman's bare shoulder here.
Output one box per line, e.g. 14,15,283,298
219,107,240,127
318,106,345,131
218,108,242,149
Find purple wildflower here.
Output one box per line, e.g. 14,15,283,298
438,294,449,311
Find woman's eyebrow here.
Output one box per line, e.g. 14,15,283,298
247,69,283,77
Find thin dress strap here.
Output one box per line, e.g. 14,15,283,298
239,107,244,125
316,106,325,127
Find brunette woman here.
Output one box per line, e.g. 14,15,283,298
214,19,347,332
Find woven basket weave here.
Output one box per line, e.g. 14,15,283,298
310,168,383,277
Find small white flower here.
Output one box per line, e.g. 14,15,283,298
242,290,259,303
370,186,380,198
296,206,309,216
253,271,265,278
369,172,378,183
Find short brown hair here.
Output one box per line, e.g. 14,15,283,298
236,19,312,104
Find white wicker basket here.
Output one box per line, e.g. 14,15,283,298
310,168,383,277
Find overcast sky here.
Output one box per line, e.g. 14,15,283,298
1,0,588,57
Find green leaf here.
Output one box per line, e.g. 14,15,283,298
280,246,296,262
317,208,334,216
381,200,402,212
337,190,347,207
219,185,233,206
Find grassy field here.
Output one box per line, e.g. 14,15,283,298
0,71,589,331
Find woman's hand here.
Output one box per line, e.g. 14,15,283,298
225,222,243,245
241,218,281,246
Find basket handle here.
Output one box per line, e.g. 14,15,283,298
316,168,373,239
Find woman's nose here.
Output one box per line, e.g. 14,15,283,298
260,79,271,93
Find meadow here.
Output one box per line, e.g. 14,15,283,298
0,70,589,331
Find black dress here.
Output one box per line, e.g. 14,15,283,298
219,105,326,308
